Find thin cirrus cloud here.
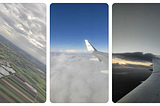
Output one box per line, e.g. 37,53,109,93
0,3,46,63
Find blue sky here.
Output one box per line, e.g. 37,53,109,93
50,3,108,53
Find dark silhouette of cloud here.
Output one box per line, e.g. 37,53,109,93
113,63,152,69
113,52,156,62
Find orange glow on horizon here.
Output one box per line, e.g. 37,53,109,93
112,58,152,66
119,61,126,65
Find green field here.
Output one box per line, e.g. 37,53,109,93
0,35,46,103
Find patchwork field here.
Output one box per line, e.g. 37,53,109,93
0,35,46,103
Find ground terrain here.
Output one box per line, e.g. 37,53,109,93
0,35,46,103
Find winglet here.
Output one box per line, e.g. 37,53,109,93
85,40,97,53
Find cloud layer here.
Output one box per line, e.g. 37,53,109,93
113,52,156,63
0,3,46,63
113,63,152,69
50,53,108,103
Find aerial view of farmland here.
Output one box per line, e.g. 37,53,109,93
0,3,46,103
0,35,46,103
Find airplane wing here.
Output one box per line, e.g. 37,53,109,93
85,40,108,74
117,58,160,103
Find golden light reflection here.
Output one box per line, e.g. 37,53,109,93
112,58,152,66
119,61,126,65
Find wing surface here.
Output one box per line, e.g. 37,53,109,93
117,58,160,103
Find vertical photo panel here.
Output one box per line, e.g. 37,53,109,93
50,3,108,103
0,3,46,103
113,3,160,103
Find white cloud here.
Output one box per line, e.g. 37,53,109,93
50,53,108,103
51,49,88,53
0,3,46,63
65,49,88,53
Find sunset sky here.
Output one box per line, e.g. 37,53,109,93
112,58,152,66
113,4,160,66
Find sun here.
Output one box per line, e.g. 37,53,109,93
119,61,126,65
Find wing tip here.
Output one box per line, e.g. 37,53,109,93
84,39,97,52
